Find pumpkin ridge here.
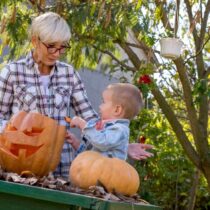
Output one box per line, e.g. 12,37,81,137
70,151,140,196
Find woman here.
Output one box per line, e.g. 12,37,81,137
0,12,153,178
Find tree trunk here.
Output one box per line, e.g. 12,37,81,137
187,169,200,210
203,164,210,192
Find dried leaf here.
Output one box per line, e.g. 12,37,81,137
194,11,201,24
0,17,7,33
104,193,120,201
189,20,195,34
89,185,106,196
97,0,106,20
147,49,152,62
104,7,112,28
38,177,56,188
189,11,201,34
10,6,16,24
57,178,68,185
25,177,38,185
39,0,46,8
9,174,25,183
29,0,36,5
48,184,57,189
56,1,63,15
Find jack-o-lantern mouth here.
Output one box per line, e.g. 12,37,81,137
1,143,44,158
10,143,44,157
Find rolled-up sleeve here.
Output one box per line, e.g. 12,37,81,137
0,66,14,120
71,71,98,121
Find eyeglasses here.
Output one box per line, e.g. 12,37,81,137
39,38,70,54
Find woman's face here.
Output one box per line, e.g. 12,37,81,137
32,37,69,66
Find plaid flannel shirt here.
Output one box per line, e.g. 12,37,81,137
0,51,98,178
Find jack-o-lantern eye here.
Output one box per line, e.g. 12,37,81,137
6,125,17,131
23,127,44,136
7,124,44,136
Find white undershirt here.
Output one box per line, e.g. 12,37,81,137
40,75,50,94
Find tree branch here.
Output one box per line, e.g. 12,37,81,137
174,0,180,37
28,0,45,13
151,87,201,169
119,40,159,64
184,34,210,65
92,45,137,72
207,66,210,76
184,0,199,45
174,58,209,157
126,28,159,64
200,0,210,42
154,0,173,32
118,41,143,70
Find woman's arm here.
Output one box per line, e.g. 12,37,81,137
0,66,14,120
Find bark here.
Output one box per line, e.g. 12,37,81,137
151,88,201,169
187,169,200,210
203,163,210,192
174,58,209,157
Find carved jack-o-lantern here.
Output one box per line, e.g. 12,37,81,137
0,111,66,176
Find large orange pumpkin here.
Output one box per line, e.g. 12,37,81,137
69,151,140,196
0,111,66,176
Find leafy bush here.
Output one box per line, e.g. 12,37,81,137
130,109,210,209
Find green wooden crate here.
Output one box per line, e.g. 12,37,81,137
0,180,161,210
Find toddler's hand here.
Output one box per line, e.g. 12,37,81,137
70,116,86,130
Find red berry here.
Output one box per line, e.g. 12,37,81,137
138,75,152,84
139,136,146,143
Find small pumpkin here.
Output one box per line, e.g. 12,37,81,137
69,151,140,196
0,111,66,176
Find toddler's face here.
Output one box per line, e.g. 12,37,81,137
99,89,116,120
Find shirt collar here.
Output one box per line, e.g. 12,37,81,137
25,50,35,69
101,119,130,125
25,50,59,73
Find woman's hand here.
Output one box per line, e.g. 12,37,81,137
66,132,80,150
128,143,154,160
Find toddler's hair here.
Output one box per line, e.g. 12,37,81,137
107,83,143,119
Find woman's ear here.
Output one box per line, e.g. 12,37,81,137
31,36,38,47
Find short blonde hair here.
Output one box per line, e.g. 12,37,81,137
30,12,71,43
107,83,143,119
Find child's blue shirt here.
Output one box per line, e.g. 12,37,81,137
81,118,130,160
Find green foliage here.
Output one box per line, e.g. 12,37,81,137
193,79,210,103
130,109,210,209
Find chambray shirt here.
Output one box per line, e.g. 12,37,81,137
82,118,130,160
0,51,97,178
